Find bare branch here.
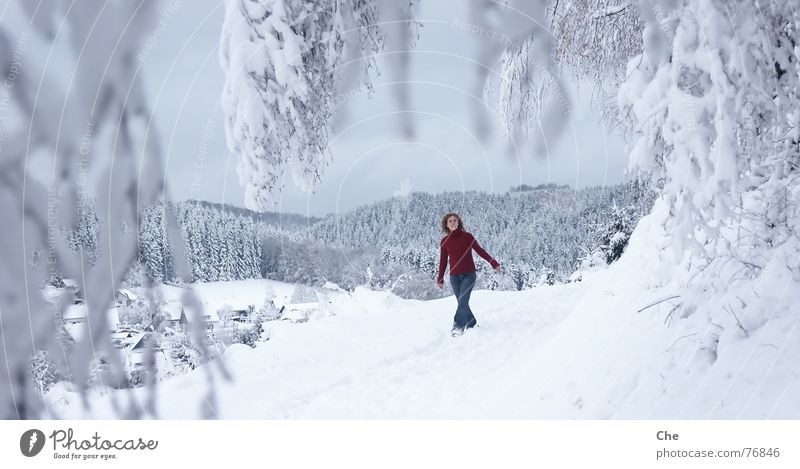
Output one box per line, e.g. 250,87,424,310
637,295,681,313
725,304,750,338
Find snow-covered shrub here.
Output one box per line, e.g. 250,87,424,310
125,370,147,389
571,249,609,282
163,333,202,373
86,358,120,390
117,304,150,330
503,263,538,291
290,285,317,303
389,272,447,300
215,304,264,348
216,321,263,349
30,351,60,395
234,323,263,348
477,269,518,291
536,267,557,286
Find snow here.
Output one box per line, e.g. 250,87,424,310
46,244,800,418
157,279,295,314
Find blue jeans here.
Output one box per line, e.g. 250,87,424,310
450,271,477,329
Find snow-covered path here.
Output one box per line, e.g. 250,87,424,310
281,285,581,419
49,281,588,419
179,281,584,419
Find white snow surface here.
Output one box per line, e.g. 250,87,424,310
47,218,800,419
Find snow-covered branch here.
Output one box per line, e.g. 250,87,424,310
0,0,177,419
219,0,383,212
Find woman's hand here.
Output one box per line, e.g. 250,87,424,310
436,280,444,289
494,265,501,273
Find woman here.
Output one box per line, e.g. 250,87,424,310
436,213,501,336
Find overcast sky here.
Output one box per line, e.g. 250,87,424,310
142,0,630,218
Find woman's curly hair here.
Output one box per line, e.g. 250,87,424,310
440,212,464,235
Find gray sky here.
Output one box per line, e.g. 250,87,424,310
142,0,629,218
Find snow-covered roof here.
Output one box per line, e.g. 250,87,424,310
158,283,191,304
225,309,249,315
129,333,152,350
63,304,87,321
62,312,119,342
63,305,119,325
116,288,139,300
194,307,219,323
110,329,145,349
123,332,152,351
162,301,220,323
41,285,64,304
63,323,84,342
161,302,184,321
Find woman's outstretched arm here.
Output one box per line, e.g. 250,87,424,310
468,233,500,271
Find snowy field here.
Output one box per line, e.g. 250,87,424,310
46,219,800,419
157,279,297,314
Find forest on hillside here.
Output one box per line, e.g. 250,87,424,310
54,179,656,300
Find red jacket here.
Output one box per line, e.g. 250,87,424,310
437,228,499,282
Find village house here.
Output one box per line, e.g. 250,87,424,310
62,304,120,328
161,301,219,333
114,288,139,307
112,329,167,382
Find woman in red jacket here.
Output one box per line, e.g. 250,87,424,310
436,212,501,336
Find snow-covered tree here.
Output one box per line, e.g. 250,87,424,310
619,0,800,286
551,0,644,126
64,196,100,267
140,204,174,283
219,0,382,211
474,0,571,146
486,0,799,297
290,284,317,303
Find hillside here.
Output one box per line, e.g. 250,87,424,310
126,181,655,294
